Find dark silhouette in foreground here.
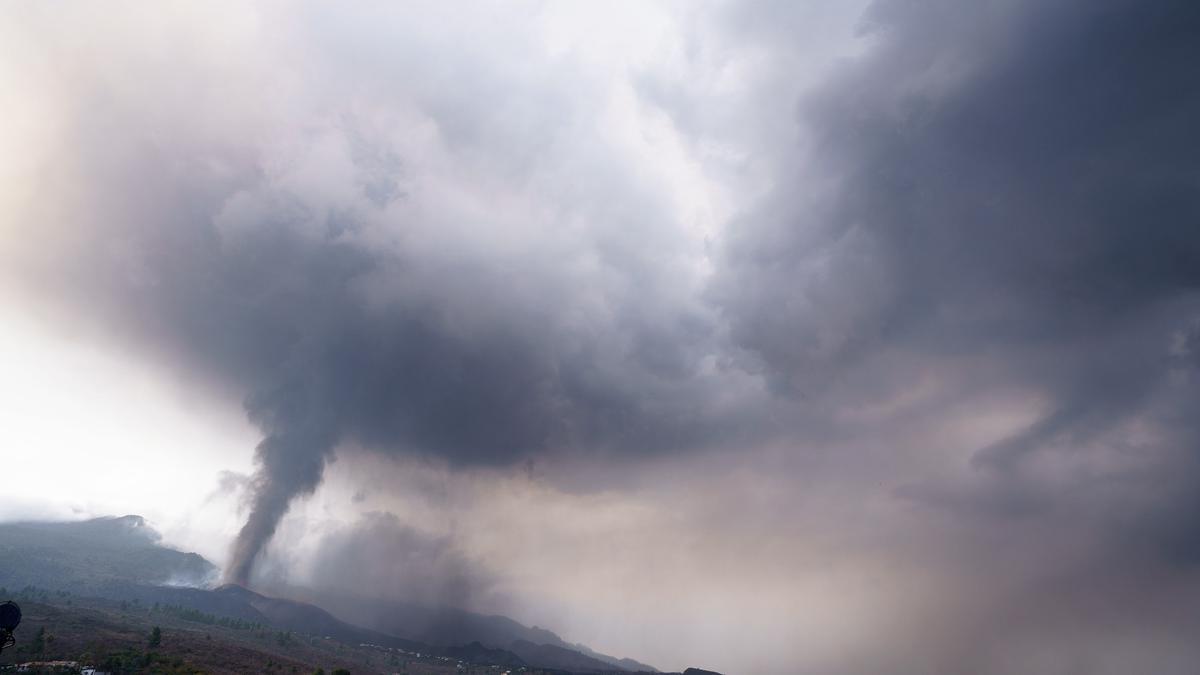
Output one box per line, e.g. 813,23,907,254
0,600,20,653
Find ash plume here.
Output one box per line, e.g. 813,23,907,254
193,205,743,584
0,39,757,583
5,1,1200,670
227,431,337,585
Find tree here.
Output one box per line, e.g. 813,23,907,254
32,626,46,654
332,669,351,675
148,625,162,648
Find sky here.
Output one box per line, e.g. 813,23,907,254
2,1,1200,673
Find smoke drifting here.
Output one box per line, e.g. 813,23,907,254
4,0,1200,671
290,512,489,611
227,434,336,584
719,0,1200,523
155,155,750,584
0,3,766,584
199,191,754,582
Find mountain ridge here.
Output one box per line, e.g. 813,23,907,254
0,516,679,673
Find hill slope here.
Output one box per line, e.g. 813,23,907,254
0,593,474,674
0,516,216,593
0,516,686,673
291,590,659,671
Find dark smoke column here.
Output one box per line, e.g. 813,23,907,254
226,391,340,585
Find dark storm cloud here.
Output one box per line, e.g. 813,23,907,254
711,0,1200,668
7,1,1200,670
720,0,1200,487
1,4,769,584
66,162,747,584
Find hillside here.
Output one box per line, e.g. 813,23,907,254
0,516,216,593
0,516,706,674
288,590,659,672
0,591,514,674
0,592,716,675
509,639,623,673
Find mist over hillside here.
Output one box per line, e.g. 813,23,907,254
0,516,217,592
0,515,689,674
271,586,657,672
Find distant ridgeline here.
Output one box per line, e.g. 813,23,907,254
0,516,690,673
0,515,218,594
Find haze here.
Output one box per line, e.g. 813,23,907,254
3,2,1200,673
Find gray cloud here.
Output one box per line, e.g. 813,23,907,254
0,2,770,585
707,0,1200,670
294,511,489,611
719,0,1200,500
4,0,1200,671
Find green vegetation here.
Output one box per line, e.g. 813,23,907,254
0,596,528,675
97,646,202,674
31,626,46,654
154,602,264,631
